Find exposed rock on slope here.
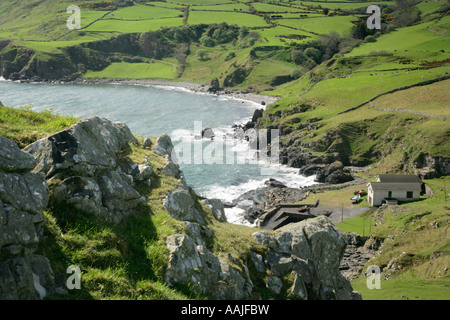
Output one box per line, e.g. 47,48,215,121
24,116,148,223
1,117,360,300
0,136,55,299
252,216,361,300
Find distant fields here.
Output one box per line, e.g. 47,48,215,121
84,61,177,79
278,15,357,35
0,0,369,45
188,11,268,27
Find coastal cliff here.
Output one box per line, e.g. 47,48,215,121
0,112,361,300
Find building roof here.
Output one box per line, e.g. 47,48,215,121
369,182,422,191
377,174,422,184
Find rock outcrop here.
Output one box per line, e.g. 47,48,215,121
165,234,252,299
25,116,138,178
0,136,55,299
24,116,148,223
164,197,361,300
1,117,360,300
252,216,362,300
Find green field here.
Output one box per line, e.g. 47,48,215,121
278,15,357,34
352,277,450,300
190,3,249,12
188,11,269,27
347,17,450,57
84,61,177,79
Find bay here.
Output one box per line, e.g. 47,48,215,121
0,80,317,225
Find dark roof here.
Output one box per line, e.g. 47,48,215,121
370,182,422,191
377,174,422,183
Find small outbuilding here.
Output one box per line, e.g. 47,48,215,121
368,174,423,206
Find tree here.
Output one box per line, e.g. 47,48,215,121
304,47,322,64
290,68,303,79
291,49,305,64
196,49,208,61
352,20,373,40
200,35,215,47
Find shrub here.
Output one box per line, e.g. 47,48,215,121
196,49,208,61
290,68,303,79
224,51,236,61
364,35,377,43
304,47,322,63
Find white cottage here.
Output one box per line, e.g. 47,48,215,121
368,174,423,206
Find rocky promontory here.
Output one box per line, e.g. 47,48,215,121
0,115,361,300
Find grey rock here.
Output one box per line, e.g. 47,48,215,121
164,184,205,224
265,252,293,276
202,198,227,222
0,206,43,250
217,258,247,300
0,135,36,172
53,171,145,223
143,137,152,148
252,231,277,249
136,164,153,181
162,160,181,178
290,271,308,300
274,232,293,253
0,148,54,300
266,275,283,294
250,251,266,273
165,234,203,287
25,116,137,178
201,128,215,139
165,233,252,300
97,171,145,222
153,133,174,158
183,221,213,246
0,172,48,215
53,176,104,217
255,216,361,300
0,257,36,300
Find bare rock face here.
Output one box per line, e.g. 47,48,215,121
252,216,362,300
25,116,138,178
165,234,251,300
164,183,205,225
0,135,55,300
164,213,361,300
25,117,148,223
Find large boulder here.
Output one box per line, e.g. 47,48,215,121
153,133,174,158
24,116,137,178
164,183,205,225
24,117,149,223
202,198,227,222
252,216,361,300
165,234,251,299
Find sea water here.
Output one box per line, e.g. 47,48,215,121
0,80,317,226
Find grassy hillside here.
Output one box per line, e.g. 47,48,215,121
0,105,272,300
1,0,449,301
